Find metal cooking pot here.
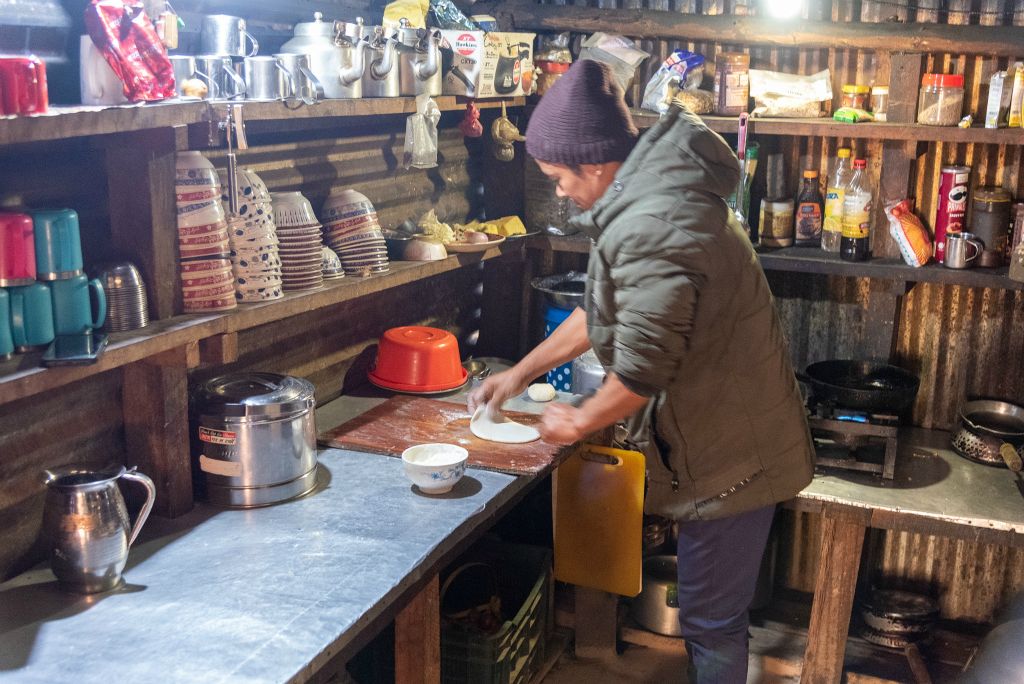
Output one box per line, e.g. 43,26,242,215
799,360,920,413
951,399,1024,468
632,555,681,636
531,271,587,310
191,372,318,508
395,18,441,97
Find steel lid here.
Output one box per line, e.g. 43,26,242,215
194,372,315,418
293,12,338,38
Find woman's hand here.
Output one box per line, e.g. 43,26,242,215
540,403,586,445
466,369,529,416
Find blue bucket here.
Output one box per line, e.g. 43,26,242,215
543,304,574,391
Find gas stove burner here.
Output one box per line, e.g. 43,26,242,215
806,396,900,479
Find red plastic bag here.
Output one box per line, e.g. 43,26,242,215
84,0,176,102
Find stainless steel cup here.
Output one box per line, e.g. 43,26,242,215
200,15,258,58
945,232,985,269
242,56,292,100
195,55,246,100
274,53,324,104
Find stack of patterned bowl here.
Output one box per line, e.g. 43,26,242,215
270,191,324,291
218,168,283,303
175,151,236,313
321,189,389,276
320,246,345,280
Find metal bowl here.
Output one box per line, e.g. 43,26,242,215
531,271,587,310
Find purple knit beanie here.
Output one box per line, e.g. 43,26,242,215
526,60,639,166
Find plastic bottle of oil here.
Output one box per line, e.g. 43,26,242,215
840,159,872,262
822,147,853,253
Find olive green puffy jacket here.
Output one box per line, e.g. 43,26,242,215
572,106,814,521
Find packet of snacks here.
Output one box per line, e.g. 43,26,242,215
886,199,932,267
84,0,176,101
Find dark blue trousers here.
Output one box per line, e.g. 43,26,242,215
676,505,776,684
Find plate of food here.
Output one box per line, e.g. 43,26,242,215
444,231,506,253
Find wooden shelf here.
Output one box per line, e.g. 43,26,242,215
0,96,525,148
532,235,1024,291
0,245,519,407
631,110,1024,145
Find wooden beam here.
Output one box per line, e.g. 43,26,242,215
199,332,238,366
801,509,869,684
494,2,1024,57
105,128,182,320
122,346,194,518
395,574,441,684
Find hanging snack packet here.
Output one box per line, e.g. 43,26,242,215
84,0,176,101
641,50,706,114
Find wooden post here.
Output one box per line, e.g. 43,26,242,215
122,344,194,518
105,127,183,321
574,586,619,660
801,508,869,684
199,332,239,367
395,574,441,684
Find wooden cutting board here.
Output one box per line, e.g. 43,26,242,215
554,445,646,596
317,395,567,476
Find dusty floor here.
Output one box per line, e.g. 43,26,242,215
540,643,774,684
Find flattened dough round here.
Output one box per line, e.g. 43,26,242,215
470,406,541,444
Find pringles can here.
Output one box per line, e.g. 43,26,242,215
935,165,970,263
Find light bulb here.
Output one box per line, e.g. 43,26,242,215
764,0,803,19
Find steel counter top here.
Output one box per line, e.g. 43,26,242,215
0,448,526,684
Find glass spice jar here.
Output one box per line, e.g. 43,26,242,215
917,73,964,126
841,85,870,110
713,52,750,116
535,61,571,97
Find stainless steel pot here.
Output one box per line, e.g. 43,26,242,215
571,349,605,396
242,56,293,101
396,19,441,96
195,54,246,100
531,271,587,310
279,12,368,99
191,372,318,508
632,555,681,637
200,14,258,58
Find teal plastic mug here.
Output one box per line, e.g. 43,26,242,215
0,289,13,358
32,209,84,280
49,275,106,336
9,282,54,349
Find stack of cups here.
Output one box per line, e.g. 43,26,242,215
320,189,389,276
270,191,325,291
176,152,236,313
218,167,283,302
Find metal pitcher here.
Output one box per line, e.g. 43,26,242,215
396,19,441,97
362,27,399,98
200,14,258,58
242,56,293,101
195,55,247,100
42,465,156,594
279,12,368,99
275,53,324,104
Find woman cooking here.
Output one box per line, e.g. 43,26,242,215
468,60,814,684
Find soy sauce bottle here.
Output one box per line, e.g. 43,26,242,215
795,169,824,246
840,159,872,262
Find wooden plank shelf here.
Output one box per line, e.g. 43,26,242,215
0,245,520,407
631,110,1024,145
0,96,525,148
532,235,1024,291
494,1,1024,57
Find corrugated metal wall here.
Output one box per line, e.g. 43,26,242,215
533,0,1024,625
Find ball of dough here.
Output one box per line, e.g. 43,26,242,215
527,383,556,402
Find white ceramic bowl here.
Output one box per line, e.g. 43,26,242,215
401,443,468,494
271,191,319,227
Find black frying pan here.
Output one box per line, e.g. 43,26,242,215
799,360,920,413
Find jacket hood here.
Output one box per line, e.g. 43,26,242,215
571,106,741,239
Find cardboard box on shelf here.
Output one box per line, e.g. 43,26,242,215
440,31,536,98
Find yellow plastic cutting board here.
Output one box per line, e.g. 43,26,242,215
553,444,645,597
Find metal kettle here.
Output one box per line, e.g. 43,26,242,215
280,12,369,99
361,25,400,97
396,18,442,97
42,465,156,594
